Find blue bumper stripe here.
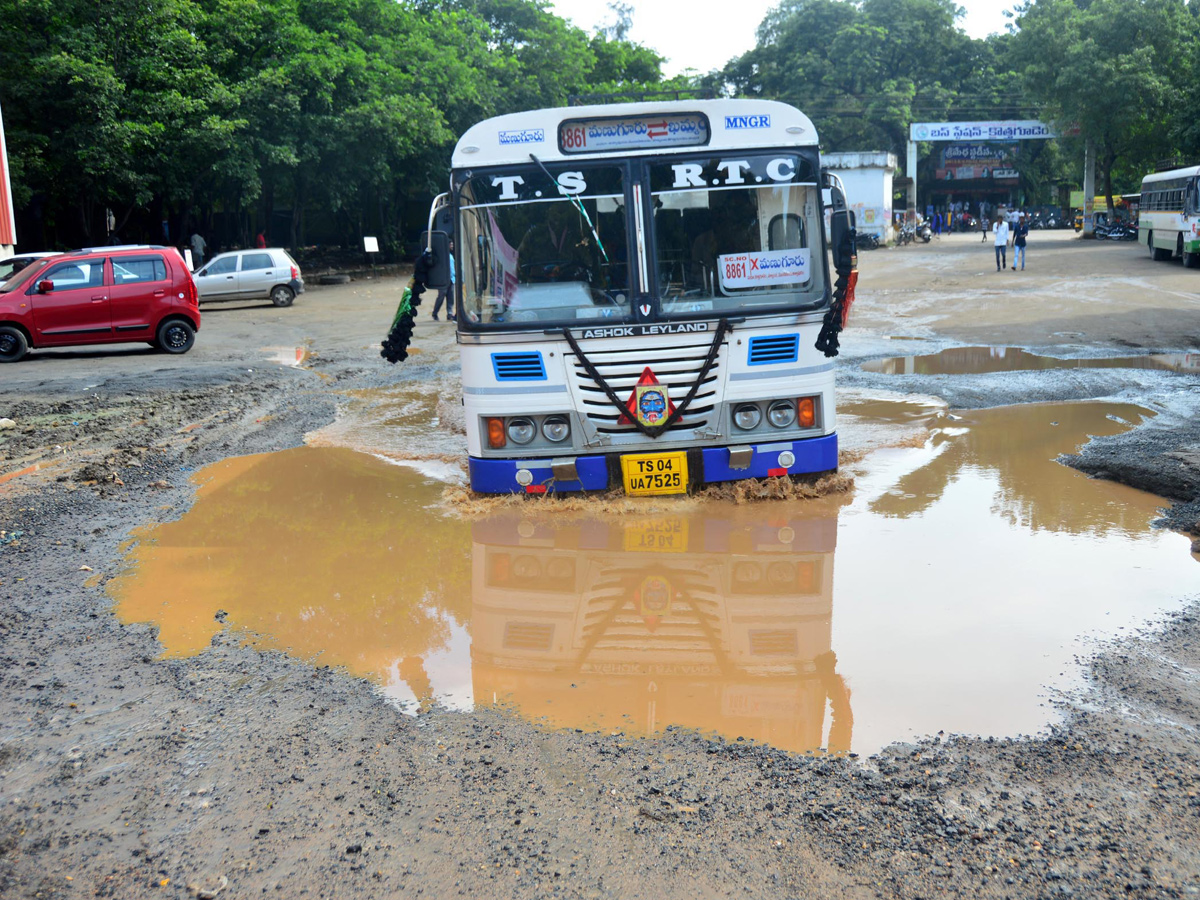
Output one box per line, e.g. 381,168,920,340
468,455,609,494
699,434,838,483
468,434,838,494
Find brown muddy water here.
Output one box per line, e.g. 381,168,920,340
108,400,1197,755
862,346,1200,375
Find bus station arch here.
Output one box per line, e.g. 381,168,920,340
905,120,1071,232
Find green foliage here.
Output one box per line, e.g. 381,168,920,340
726,0,983,156
0,0,671,249
5,0,1198,245
1011,0,1198,208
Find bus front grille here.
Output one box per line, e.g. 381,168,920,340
568,339,726,437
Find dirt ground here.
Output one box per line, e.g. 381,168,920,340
1,231,1198,899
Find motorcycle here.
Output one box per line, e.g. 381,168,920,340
917,222,932,243
857,231,881,250
1093,220,1137,241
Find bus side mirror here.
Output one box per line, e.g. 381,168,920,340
830,209,857,273
419,231,451,289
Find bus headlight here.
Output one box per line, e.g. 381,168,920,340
767,400,796,428
507,417,536,444
733,403,762,430
541,415,570,442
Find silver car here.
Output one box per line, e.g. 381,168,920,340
193,248,305,307
0,251,60,286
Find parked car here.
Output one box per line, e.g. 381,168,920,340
0,245,200,363
193,248,304,307
0,251,60,286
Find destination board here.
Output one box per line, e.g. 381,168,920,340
559,114,709,154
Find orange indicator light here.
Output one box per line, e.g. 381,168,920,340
487,417,507,448
797,397,816,428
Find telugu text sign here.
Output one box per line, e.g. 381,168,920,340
718,249,810,290
911,121,1055,142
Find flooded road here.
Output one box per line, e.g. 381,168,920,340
862,345,1200,376
109,399,1196,755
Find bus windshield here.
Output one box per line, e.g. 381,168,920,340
458,164,632,326
455,151,825,328
650,154,824,318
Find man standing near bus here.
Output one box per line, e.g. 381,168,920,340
432,240,456,321
993,214,1010,270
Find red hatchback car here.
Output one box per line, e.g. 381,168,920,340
0,245,201,362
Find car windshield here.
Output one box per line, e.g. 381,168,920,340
649,153,825,317
458,164,631,327
0,259,44,293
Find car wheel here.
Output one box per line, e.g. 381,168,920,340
0,325,29,363
270,285,295,307
156,319,195,354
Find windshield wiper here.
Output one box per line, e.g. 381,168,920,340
529,154,610,263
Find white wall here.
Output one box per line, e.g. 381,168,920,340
824,152,897,244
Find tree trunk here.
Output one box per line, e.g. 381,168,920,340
1102,146,1117,217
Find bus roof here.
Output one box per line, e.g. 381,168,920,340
451,99,818,169
1142,165,1200,186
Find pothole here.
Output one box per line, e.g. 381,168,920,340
862,346,1200,375
108,400,1197,755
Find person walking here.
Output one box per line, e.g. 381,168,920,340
1012,214,1029,271
431,240,456,321
255,231,266,249
993,215,1010,270
189,232,207,268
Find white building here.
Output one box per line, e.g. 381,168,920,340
823,151,898,245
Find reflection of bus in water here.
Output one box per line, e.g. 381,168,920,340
426,99,856,496
469,512,852,753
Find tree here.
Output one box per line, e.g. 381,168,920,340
1011,0,1198,213
724,0,982,157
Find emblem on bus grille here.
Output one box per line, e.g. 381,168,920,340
618,367,677,428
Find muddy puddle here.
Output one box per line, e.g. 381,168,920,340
863,345,1200,375
305,386,467,482
108,400,1197,755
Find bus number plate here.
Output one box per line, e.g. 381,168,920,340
621,452,688,496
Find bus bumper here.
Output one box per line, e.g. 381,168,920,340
699,434,838,482
468,455,611,494
468,434,838,494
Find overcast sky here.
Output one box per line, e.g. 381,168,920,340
550,0,1015,77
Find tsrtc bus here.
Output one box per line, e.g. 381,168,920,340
425,99,854,495
1139,164,1200,267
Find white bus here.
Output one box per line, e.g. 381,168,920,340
426,99,854,495
1139,165,1200,266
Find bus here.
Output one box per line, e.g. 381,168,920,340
424,99,854,495
1139,165,1200,267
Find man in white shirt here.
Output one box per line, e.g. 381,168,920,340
993,216,1010,270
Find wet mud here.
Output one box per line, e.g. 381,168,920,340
2,252,1199,898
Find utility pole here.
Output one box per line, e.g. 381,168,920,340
1082,140,1096,238
906,139,918,227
